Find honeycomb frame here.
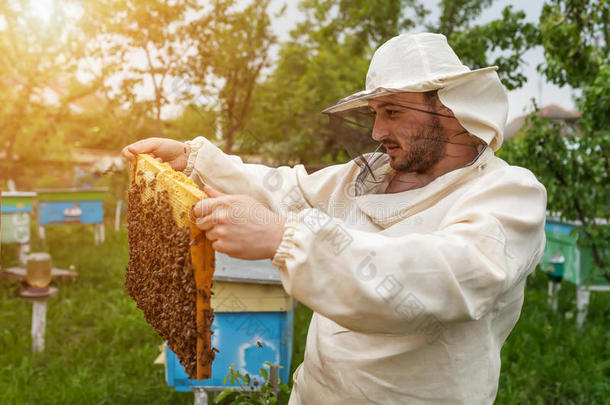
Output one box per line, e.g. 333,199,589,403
126,153,215,380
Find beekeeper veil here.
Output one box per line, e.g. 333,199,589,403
322,33,509,195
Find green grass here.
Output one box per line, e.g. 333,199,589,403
1,224,608,404
1,225,191,405
497,271,610,404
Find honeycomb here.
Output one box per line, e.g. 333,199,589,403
126,154,215,379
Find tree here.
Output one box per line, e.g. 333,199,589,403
242,0,538,166
430,1,538,89
0,0,84,180
500,0,609,281
240,0,426,165
537,0,608,88
186,0,278,154
78,0,201,137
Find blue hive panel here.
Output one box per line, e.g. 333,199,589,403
38,201,104,225
167,310,294,391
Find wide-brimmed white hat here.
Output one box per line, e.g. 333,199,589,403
322,33,509,151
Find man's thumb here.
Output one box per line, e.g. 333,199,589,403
203,184,225,198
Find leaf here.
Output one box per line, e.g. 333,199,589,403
215,389,236,403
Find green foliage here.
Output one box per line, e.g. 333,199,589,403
500,1,609,281
241,0,424,164
501,104,609,280
186,0,279,154
215,362,290,405
289,304,313,377
79,0,199,133
165,105,218,143
496,270,610,404
441,4,538,89
538,0,609,88
242,0,539,165
0,0,82,167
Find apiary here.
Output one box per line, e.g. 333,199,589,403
126,154,215,380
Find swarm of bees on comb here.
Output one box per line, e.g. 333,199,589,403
125,154,216,379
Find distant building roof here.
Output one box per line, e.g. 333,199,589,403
505,104,581,140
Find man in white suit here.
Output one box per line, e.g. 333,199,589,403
123,33,546,404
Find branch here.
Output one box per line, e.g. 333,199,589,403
143,43,163,124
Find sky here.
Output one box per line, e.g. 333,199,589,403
268,0,577,124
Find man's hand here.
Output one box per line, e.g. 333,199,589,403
121,137,190,172
193,185,286,260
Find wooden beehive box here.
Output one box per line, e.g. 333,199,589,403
126,153,215,380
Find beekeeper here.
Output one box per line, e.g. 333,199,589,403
122,33,547,404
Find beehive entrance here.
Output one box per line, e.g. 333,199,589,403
126,154,215,379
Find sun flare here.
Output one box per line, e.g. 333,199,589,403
30,0,57,23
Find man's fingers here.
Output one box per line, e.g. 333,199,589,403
121,146,135,161
193,212,224,231
127,138,161,155
203,184,225,198
211,240,225,253
121,138,162,161
204,226,219,241
192,198,225,217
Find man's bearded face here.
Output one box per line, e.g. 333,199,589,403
368,92,452,173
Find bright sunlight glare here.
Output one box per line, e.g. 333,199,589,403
30,0,57,23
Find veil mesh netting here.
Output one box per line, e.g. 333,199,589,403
326,98,486,196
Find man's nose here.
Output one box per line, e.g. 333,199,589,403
371,116,389,142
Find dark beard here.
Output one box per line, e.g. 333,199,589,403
386,118,447,173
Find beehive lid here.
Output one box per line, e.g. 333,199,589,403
214,253,281,285
0,191,37,197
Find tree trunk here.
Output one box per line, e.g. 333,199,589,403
224,125,234,154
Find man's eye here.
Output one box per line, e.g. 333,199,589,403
386,109,401,117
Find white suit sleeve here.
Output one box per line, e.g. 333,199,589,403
272,172,547,335
184,136,355,214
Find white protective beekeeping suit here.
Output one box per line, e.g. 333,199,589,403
184,33,547,405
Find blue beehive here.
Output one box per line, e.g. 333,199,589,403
1,191,36,244
541,218,608,287
36,188,107,225
166,253,294,392
35,188,108,244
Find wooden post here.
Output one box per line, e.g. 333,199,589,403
114,199,123,232
576,285,590,329
93,224,105,245
31,300,47,353
192,387,209,405
547,281,561,312
270,364,279,397
20,287,58,353
38,225,46,243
